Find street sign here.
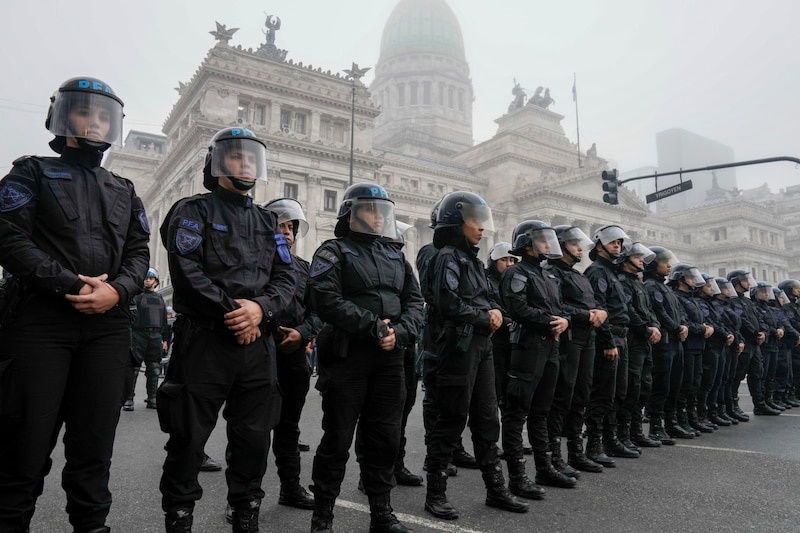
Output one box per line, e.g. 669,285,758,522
645,180,693,204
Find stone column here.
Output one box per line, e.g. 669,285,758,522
270,100,282,132
304,175,322,258
310,110,321,142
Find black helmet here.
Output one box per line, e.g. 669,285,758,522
700,273,720,296
511,220,562,259
715,277,737,298
668,263,705,287
45,77,125,153
435,191,494,232
643,246,679,274
727,269,756,289
262,197,309,237
778,279,800,294
429,195,448,229
749,281,774,301
335,182,396,238
203,127,267,192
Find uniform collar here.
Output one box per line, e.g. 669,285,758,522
61,146,103,169
214,186,253,208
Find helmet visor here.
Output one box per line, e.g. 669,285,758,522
264,198,309,237
349,198,396,238
528,228,562,259
558,227,593,249
210,138,267,182
684,267,706,286
627,242,656,264
751,284,775,301
775,290,790,305
459,204,495,234
594,226,632,252
48,91,124,146
715,279,737,298
702,278,721,295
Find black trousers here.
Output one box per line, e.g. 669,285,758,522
130,328,163,402
762,345,779,395
547,328,595,441
699,341,723,412
492,335,512,410
586,332,627,437
502,336,559,458
312,339,405,499
647,339,681,418
273,344,312,485
159,318,278,513
678,344,703,411
775,343,792,392
397,345,419,468
0,295,131,532
721,346,738,404
664,343,685,417
425,332,499,474
619,333,649,426
735,343,764,404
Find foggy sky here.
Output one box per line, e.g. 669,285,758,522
2,0,798,194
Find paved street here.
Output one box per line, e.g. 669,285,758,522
30,377,800,533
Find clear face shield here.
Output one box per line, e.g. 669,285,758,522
559,227,593,250
210,138,267,182
594,226,632,252
459,204,495,234
775,290,790,306
528,228,562,260
627,243,656,264
349,198,396,238
683,267,706,287
751,284,775,302
716,279,737,298
264,198,309,237
702,278,721,296
48,91,124,146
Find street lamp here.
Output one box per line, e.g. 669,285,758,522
343,62,370,187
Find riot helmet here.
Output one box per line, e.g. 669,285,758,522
644,246,679,274
589,225,631,261
335,182,396,238
668,263,705,288
715,277,737,298
778,279,800,302
145,267,159,288
620,242,656,272
203,127,267,192
773,287,790,306
489,242,518,262
262,197,309,237
511,220,562,260
554,225,592,264
46,77,125,153
750,281,774,302
700,273,721,296
435,191,495,233
429,195,448,229
727,269,757,292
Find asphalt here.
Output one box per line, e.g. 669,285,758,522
28,378,800,533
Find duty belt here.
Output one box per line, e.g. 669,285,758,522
609,324,629,337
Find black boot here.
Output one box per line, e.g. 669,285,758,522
630,420,661,448
482,465,529,513
505,457,545,500
647,417,676,446
765,394,785,412
784,391,800,407
368,493,412,533
677,409,700,436
231,500,260,533
709,405,732,427
585,435,615,468
603,429,639,459
165,509,193,533
753,401,781,416
279,483,315,510
549,439,579,479
533,452,577,488
310,494,335,533
665,414,694,439
731,399,750,421
617,424,641,454
452,447,478,469
696,405,717,430
687,406,714,433
567,438,603,472
424,471,458,520
394,464,423,487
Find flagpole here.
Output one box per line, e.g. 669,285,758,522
573,73,581,168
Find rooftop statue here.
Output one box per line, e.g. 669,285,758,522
507,79,526,113
257,14,288,61
209,21,239,44
528,86,554,109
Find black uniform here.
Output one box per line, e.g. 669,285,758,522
728,291,767,407
778,301,800,395
753,298,785,399
712,296,742,409
697,294,730,418
0,148,150,531
273,256,322,492
308,232,423,500
416,243,441,442
158,187,295,515
673,289,707,419
500,256,564,459
130,287,169,406
487,264,513,410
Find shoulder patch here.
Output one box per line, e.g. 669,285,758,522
316,249,339,265
654,291,664,304
445,260,461,291
597,278,608,293
175,228,202,254
0,181,33,212
310,258,334,277
138,210,151,234
275,233,292,264
511,272,527,293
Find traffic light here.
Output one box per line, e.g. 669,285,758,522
602,169,619,205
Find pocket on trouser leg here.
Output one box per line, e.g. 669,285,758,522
505,372,536,412
156,380,185,433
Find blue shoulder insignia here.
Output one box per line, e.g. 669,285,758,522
176,228,202,254
0,181,33,212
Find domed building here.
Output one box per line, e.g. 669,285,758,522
104,1,794,301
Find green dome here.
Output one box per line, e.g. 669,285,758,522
379,0,466,63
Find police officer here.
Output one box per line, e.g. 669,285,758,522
642,246,687,445
545,226,609,474
500,220,575,492
423,191,528,520
486,242,518,412
709,278,743,425
125,267,169,411
726,270,778,416
771,287,800,408
750,282,787,411
261,198,321,509
0,77,149,533
584,225,637,465
307,183,423,533
777,280,800,406
158,127,295,533
616,243,662,450
670,264,715,435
